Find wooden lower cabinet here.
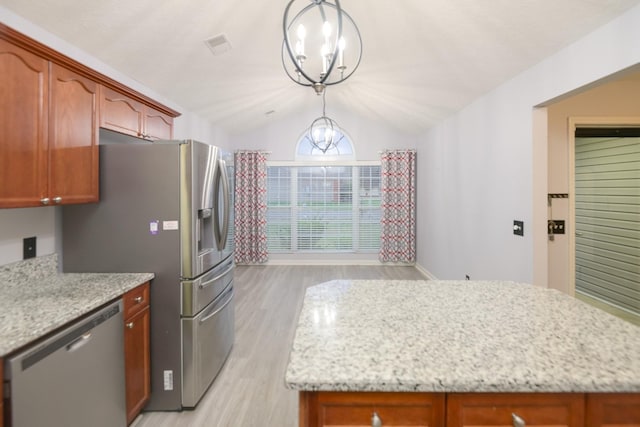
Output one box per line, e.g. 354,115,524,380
447,393,585,427
1,359,3,427
300,392,640,427
299,392,445,427
123,282,151,425
586,394,640,427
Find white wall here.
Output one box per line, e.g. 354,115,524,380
3,4,640,275
417,4,640,284
0,6,229,265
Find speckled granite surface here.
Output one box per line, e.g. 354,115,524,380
285,280,640,393
0,254,154,357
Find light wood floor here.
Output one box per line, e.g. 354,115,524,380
133,265,427,427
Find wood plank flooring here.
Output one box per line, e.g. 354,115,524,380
133,265,427,427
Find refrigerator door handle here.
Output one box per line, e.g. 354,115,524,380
198,263,234,289
213,159,230,251
219,159,230,251
199,286,233,323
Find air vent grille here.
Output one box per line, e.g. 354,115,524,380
204,34,232,56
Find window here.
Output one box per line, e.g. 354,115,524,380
266,164,381,253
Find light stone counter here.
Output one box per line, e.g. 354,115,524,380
285,280,640,393
0,254,154,357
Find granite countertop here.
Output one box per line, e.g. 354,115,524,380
0,254,154,357
285,280,640,393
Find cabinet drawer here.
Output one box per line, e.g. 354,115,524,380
586,394,640,427
300,391,445,427
123,282,150,319
447,393,584,427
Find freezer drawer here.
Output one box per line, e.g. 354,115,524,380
4,300,126,427
182,283,234,408
181,255,234,316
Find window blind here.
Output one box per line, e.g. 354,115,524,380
266,164,381,253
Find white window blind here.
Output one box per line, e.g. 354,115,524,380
267,164,381,253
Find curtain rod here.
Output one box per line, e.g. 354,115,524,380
377,149,417,153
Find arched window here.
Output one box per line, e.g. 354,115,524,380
295,127,356,161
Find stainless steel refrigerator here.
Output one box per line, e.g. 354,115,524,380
62,129,235,411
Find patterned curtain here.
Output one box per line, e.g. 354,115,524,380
234,151,268,264
379,149,417,263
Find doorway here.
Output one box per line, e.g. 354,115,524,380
571,125,640,325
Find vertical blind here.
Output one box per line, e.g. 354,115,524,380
266,164,381,253
574,136,640,315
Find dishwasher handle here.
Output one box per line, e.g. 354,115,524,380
66,332,93,352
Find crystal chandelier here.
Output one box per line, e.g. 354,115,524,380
282,0,362,95
307,90,344,153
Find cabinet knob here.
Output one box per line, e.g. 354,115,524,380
53,196,62,203
134,296,143,303
126,322,134,329
40,197,50,205
371,411,382,427
512,413,526,427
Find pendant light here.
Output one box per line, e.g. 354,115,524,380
307,90,344,153
282,0,362,95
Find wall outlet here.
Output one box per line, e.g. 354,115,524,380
163,370,174,391
23,236,36,259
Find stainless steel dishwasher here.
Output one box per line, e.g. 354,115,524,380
3,300,127,427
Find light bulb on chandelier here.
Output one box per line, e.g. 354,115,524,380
282,0,362,95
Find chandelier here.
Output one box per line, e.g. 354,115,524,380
282,0,362,95
307,90,344,153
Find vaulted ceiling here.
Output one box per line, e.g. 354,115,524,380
2,0,639,136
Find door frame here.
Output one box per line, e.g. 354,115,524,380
567,116,640,296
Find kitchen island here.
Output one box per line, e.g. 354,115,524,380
285,280,640,427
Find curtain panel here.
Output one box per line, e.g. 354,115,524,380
234,151,268,264
379,149,417,263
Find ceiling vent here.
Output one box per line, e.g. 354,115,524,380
204,34,232,56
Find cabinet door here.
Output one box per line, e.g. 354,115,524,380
447,393,584,427
300,391,445,427
0,39,49,208
124,306,151,425
586,394,640,427
144,107,173,140
1,358,4,427
101,86,145,138
49,63,99,204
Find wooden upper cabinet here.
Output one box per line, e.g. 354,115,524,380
48,63,99,205
586,394,640,427
144,108,173,141
0,40,98,207
101,86,173,141
0,39,49,208
1,25,179,208
447,393,585,427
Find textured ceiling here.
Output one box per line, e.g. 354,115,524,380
2,0,639,136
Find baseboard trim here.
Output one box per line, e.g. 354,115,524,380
415,263,437,280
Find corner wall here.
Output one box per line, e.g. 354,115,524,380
416,4,640,284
